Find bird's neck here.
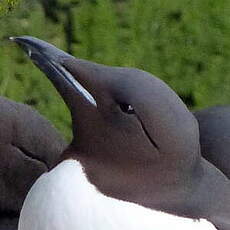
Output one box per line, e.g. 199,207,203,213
63,152,199,211
60,149,230,229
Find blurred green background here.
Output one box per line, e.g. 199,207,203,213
1,0,230,141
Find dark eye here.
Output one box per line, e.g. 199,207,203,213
119,103,135,114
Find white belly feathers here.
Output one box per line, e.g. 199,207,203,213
18,160,216,230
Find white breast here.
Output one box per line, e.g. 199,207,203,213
18,160,216,230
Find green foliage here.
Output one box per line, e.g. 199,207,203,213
0,1,71,140
0,0,19,16
126,0,230,109
73,0,119,64
1,0,230,140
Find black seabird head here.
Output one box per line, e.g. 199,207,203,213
11,36,199,161
12,35,202,212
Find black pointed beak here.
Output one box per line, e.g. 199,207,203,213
10,36,97,108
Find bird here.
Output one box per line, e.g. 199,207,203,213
11,36,230,230
194,106,230,179
0,96,67,230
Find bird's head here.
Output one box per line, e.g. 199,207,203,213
12,36,201,207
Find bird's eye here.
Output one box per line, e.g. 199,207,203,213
119,103,135,114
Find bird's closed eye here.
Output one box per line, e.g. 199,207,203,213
119,103,135,114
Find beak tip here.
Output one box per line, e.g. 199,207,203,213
9,36,16,41
9,35,32,43
9,36,28,44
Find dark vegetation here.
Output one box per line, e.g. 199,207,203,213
1,0,230,140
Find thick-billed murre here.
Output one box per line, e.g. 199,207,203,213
12,36,230,230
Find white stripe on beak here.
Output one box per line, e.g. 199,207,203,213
51,61,97,107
